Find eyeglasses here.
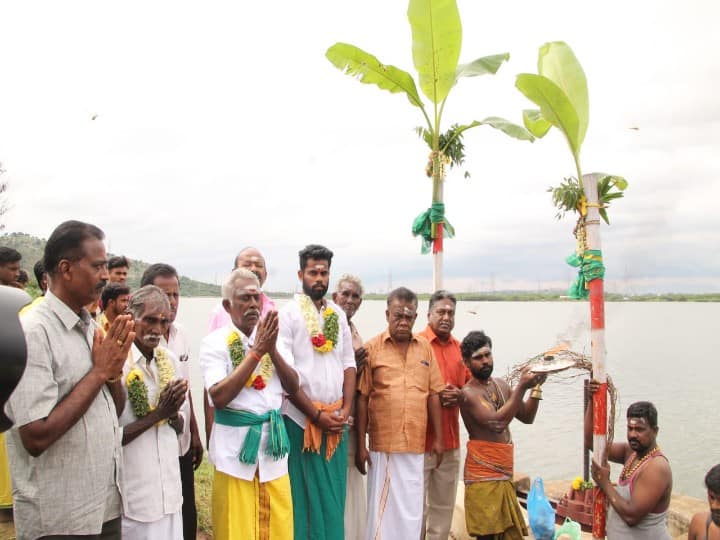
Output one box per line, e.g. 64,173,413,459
471,351,492,360
140,316,171,328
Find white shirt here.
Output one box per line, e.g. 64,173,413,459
199,323,295,482
160,322,193,455
119,345,183,523
279,295,355,429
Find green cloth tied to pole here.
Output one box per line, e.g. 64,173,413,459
215,407,289,464
411,202,455,254
566,249,605,299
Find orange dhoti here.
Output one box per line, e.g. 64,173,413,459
464,440,527,540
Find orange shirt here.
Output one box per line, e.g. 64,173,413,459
418,326,469,452
359,330,445,454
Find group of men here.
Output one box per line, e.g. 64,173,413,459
1,222,716,540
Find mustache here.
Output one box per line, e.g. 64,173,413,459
244,308,260,318
141,333,161,341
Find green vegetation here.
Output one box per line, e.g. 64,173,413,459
515,41,628,223
1,232,220,296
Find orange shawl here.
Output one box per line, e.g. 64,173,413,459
464,439,514,483
304,398,344,461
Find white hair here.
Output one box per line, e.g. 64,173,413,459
222,268,260,300
336,273,364,296
128,285,170,319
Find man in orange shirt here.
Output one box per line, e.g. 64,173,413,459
357,287,445,540
418,290,468,540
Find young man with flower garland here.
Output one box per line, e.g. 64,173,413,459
279,244,356,540
199,268,299,539
6,220,134,540
141,262,204,540
356,286,445,540
120,285,188,539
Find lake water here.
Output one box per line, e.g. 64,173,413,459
176,297,720,500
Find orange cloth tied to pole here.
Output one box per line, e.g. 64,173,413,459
304,398,344,461
464,440,514,483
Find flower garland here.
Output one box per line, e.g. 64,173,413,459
126,347,174,418
227,331,273,390
297,294,339,353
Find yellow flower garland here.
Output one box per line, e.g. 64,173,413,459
297,294,339,353
227,330,273,390
126,347,174,419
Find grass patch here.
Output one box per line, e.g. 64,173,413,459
195,458,214,538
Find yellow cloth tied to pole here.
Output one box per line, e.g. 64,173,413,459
303,399,344,461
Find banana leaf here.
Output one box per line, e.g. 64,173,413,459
407,0,462,104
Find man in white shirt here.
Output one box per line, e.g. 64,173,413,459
120,286,188,540
280,244,356,540
141,263,202,540
200,268,299,539
205,247,277,446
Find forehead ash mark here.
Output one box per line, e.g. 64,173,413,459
434,302,455,311
313,263,328,270
239,284,260,292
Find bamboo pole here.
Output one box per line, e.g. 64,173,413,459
432,152,444,291
433,233,443,291
583,173,608,539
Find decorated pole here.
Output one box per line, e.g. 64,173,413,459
431,152,445,290
583,173,608,539
515,42,628,539
326,0,534,294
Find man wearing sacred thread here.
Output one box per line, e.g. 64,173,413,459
200,268,299,539
119,285,188,539
279,244,356,540
459,330,547,540
586,386,673,539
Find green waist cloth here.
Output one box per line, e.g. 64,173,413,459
214,407,290,464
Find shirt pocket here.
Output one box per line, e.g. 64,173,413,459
408,359,431,392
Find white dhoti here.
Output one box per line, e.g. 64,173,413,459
121,510,183,540
366,451,423,540
346,429,368,540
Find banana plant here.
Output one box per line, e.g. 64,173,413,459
515,41,628,226
326,0,533,290
516,43,628,539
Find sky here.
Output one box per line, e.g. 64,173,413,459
1,0,718,294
